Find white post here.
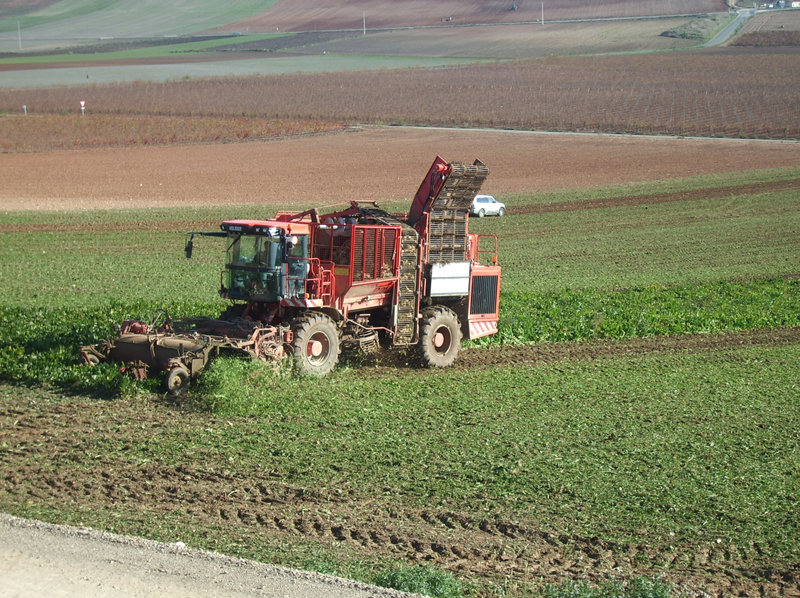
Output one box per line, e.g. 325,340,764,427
18,22,22,50
23,104,27,116
541,2,544,25
80,100,85,116
363,11,366,35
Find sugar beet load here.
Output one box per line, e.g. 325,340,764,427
80,156,502,395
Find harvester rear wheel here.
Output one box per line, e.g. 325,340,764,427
165,365,190,397
291,312,341,376
418,306,462,368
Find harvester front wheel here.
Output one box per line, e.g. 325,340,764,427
292,313,341,376
418,306,462,368
165,365,190,397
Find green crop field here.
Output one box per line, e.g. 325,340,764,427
1,165,798,595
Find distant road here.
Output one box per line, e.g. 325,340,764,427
704,8,755,46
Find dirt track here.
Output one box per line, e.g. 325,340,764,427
0,514,419,598
3,127,800,212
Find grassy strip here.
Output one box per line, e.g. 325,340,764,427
2,168,797,308
0,34,285,64
0,0,110,33
0,277,796,396
488,278,800,345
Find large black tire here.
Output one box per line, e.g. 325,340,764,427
418,306,462,368
291,312,341,376
165,365,190,397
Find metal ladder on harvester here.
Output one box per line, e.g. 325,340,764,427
427,160,490,263
352,203,420,345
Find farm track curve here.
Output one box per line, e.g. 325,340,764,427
3,326,799,597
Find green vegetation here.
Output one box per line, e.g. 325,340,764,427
543,578,675,598
190,346,800,555
373,565,464,598
0,34,287,65
660,14,731,41
1,166,798,596
0,167,797,395
2,340,798,595
0,0,276,37
493,278,799,345
474,181,800,294
2,167,798,309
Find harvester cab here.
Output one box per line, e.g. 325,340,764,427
218,220,310,303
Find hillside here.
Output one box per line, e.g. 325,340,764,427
0,0,273,53
210,0,728,33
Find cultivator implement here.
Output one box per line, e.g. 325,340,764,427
80,313,286,396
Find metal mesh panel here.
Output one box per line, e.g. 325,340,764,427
470,275,499,315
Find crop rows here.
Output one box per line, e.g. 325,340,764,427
0,114,344,152
1,51,797,140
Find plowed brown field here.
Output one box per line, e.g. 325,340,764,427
3,127,800,211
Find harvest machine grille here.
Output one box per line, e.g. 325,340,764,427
470,274,500,315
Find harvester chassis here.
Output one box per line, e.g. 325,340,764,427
79,156,502,394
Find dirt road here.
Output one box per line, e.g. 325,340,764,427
0,513,419,598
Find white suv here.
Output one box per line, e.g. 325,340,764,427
470,195,506,217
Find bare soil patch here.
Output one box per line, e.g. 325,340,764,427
2,127,799,212
2,328,798,597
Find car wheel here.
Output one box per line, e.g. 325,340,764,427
477,209,485,218
498,207,505,217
